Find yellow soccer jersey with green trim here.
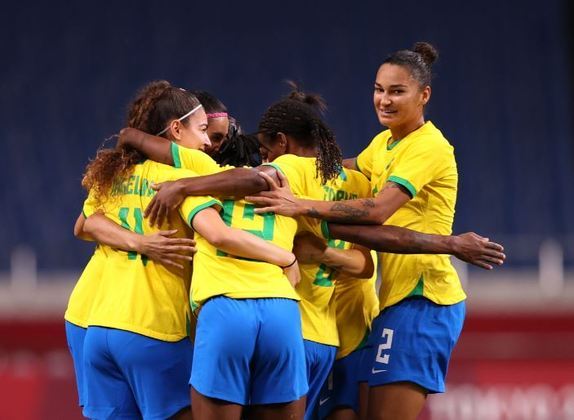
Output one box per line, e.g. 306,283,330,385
64,191,111,328
169,145,299,305
268,155,371,346
87,160,221,342
332,251,379,359
356,121,465,310
171,142,231,173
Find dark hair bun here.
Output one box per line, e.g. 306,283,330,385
412,42,438,67
285,80,327,115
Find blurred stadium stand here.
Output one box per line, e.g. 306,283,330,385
1,0,573,418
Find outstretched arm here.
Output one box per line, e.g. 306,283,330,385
117,127,173,165
145,165,280,226
328,223,505,270
247,171,409,225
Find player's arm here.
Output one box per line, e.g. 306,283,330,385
191,207,300,286
117,127,173,165
77,212,196,270
327,223,505,270
247,171,408,225
342,157,357,170
293,232,374,279
145,165,280,226
74,213,91,241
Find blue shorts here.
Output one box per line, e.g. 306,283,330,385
365,297,465,393
83,326,193,419
190,296,307,405
65,321,87,407
303,340,337,420
317,346,369,418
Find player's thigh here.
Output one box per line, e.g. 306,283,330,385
108,328,193,419
250,298,308,405
83,326,140,419
191,296,258,405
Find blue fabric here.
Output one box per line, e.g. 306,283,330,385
317,346,369,418
365,297,465,393
83,326,192,419
190,296,308,405
303,340,337,420
65,321,88,407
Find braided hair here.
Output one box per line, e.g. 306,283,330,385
83,81,201,204
258,84,342,183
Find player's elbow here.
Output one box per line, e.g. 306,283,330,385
203,229,229,249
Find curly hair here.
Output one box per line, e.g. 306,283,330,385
82,81,201,205
257,83,342,183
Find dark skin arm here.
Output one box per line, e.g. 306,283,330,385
117,127,174,165
145,166,279,226
247,170,410,225
342,157,357,170
328,223,505,270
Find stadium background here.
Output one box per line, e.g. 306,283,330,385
1,0,573,418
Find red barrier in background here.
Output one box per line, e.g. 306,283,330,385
0,312,573,419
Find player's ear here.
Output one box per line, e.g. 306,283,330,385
276,132,288,149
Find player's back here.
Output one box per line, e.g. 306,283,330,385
87,160,197,342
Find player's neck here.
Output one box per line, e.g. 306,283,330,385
389,117,425,142
288,144,317,158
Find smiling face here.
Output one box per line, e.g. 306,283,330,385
373,63,430,131
204,115,230,155
176,108,211,151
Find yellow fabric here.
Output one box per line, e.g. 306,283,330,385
169,148,298,305
269,156,373,346
358,121,466,310
65,191,110,328
333,251,379,359
87,160,220,341
171,142,229,174
191,199,300,304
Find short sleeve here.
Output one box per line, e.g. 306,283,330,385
179,195,222,227
171,143,223,175
356,133,386,180
82,189,99,218
388,140,455,198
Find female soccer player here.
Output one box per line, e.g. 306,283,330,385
129,83,504,420
244,42,505,419
77,81,298,420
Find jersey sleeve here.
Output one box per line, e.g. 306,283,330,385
356,135,381,180
82,189,99,218
262,154,306,197
179,195,222,227
387,139,455,198
171,143,223,175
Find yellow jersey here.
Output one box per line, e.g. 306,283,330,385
332,251,379,359
356,121,465,309
87,160,221,341
64,192,111,328
267,156,372,346
170,143,299,305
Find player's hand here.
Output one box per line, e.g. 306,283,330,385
145,180,186,227
292,232,328,264
451,232,505,270
246,171,303,217
283,259,301,288
136,230,196,270
117,127,144,149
